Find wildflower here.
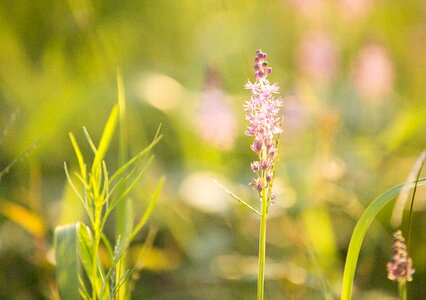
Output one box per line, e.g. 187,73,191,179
386,230,415,282
244,50,282,196
198,68,237,150
352,43,394,102
297,30,339,86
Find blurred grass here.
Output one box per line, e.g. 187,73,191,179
0,0,425,299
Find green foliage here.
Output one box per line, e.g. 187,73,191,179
1,1,426,298
54,100,163,299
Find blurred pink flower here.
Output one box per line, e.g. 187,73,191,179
339,0,372,20
352,43,395,102
297,31,339,86
197,81,237,151
282,91,308,134
288,0,325,18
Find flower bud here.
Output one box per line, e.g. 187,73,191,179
251,161,260,173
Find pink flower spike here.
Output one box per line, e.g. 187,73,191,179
244,50,282,195
387,230,415,282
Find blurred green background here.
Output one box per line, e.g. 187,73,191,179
0,0,425,299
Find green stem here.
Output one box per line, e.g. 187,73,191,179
92,205,102,300
399,281,407,300
257,190,268,300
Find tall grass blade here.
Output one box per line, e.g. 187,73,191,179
341,178,426,300
54,223,80,300
116,69,130,300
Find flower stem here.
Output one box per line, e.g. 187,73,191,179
399,281,407,300
257,191,268,300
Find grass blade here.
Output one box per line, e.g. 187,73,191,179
54,223,80,300
109,133,162,183
78,222,94,280
128,176,165,242
341,178,426,300
92,105,119,173
69,132,87,181
83,126,98,155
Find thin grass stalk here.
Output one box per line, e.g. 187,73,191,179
257,189,268,300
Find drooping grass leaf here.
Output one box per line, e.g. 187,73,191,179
54,223,80,300
0,199,46,237
341,178,426,300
